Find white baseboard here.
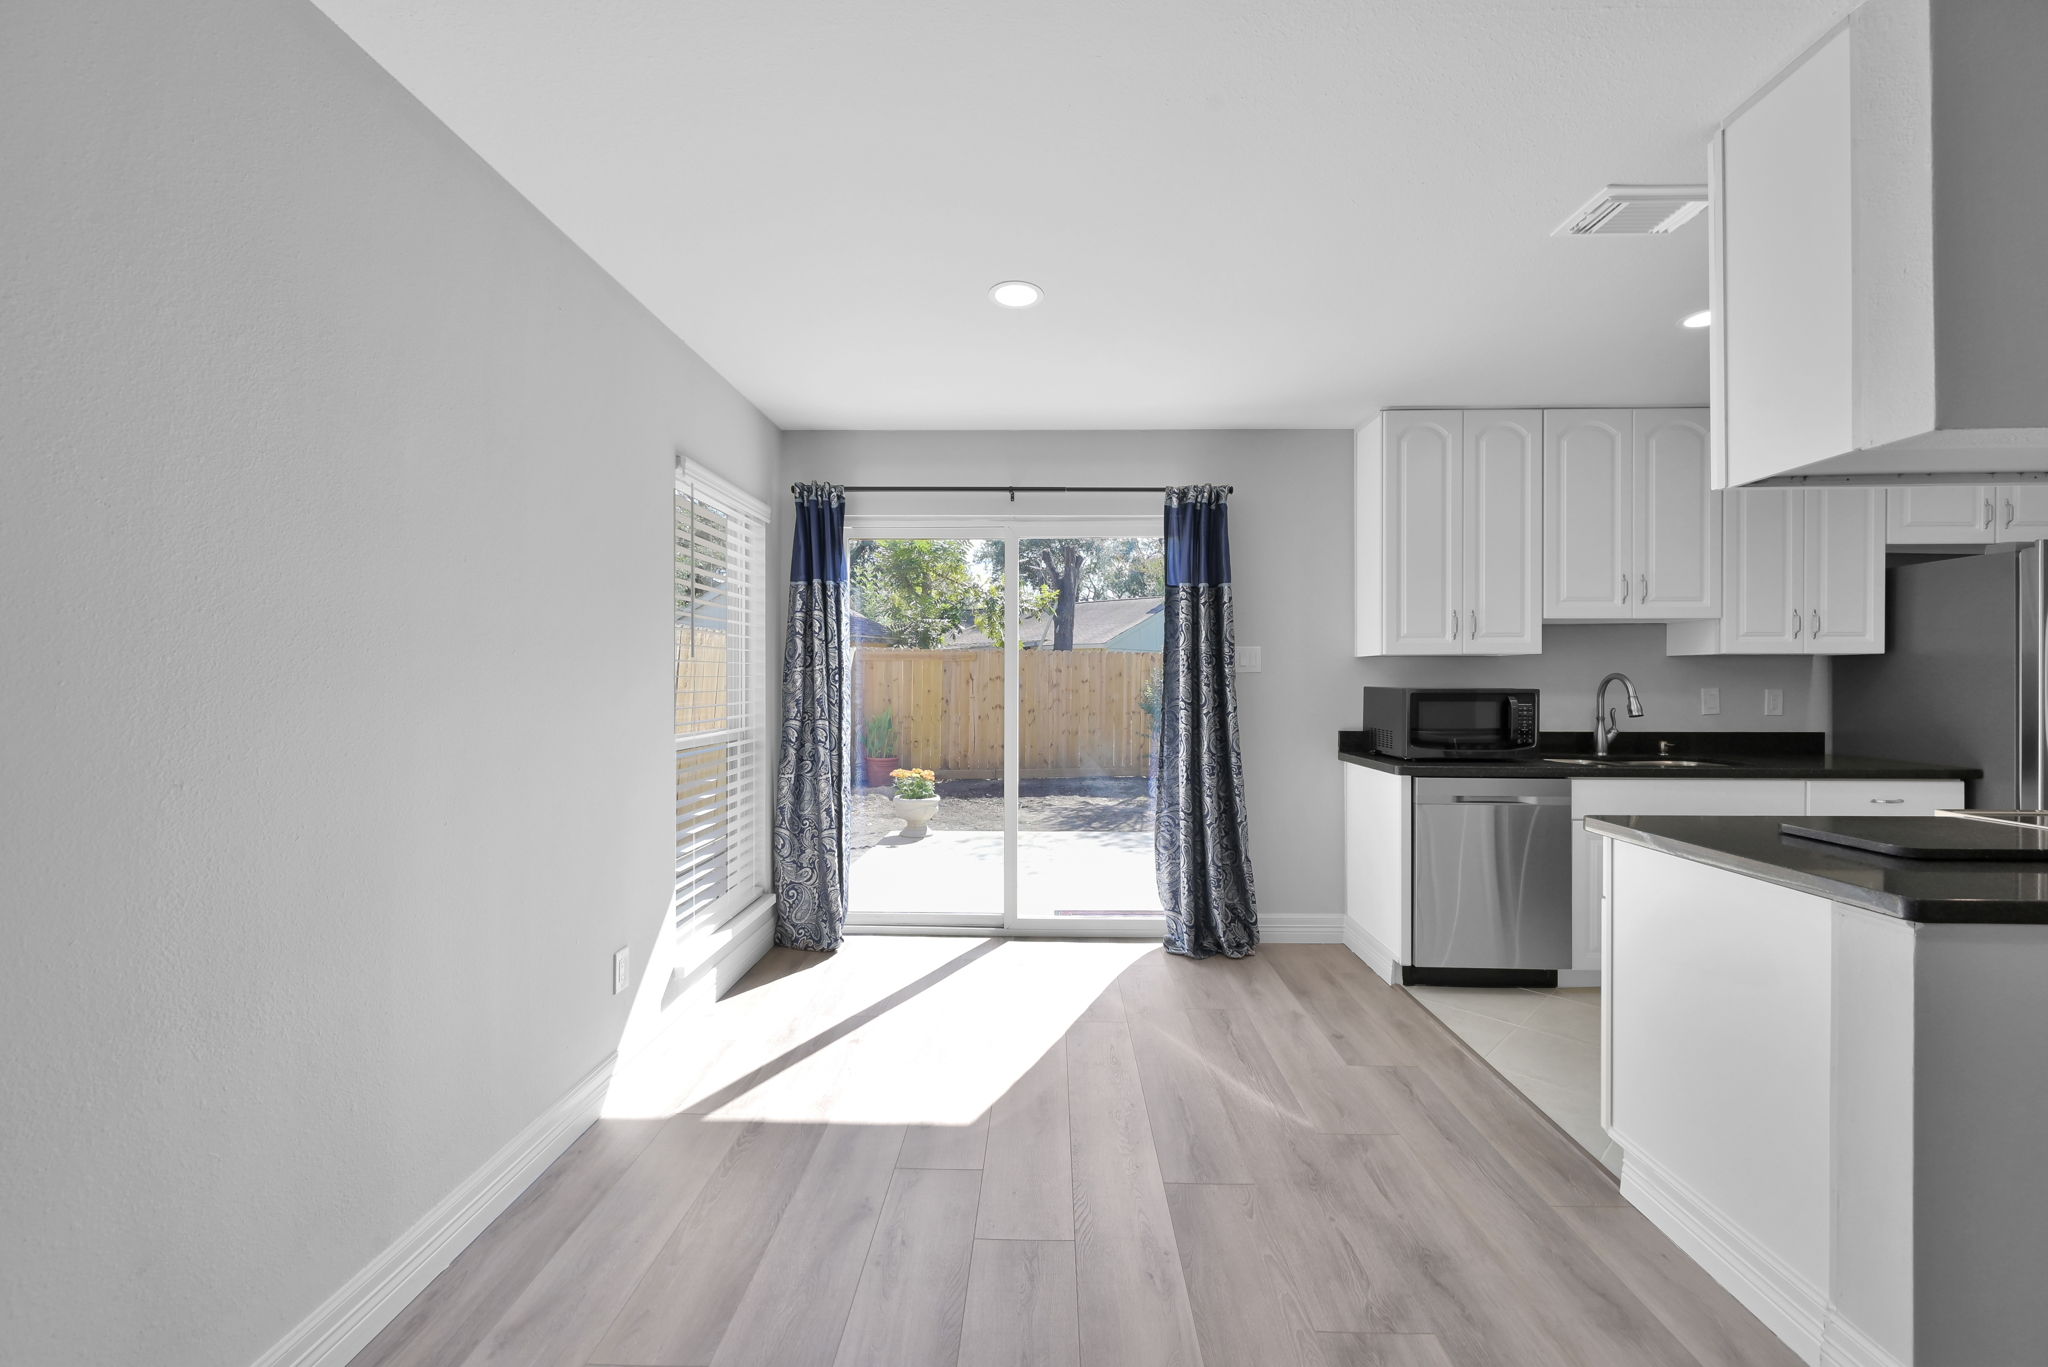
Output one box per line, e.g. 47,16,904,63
1618,1139,1827,1364
246,1053,615,1367
1259,915,1343,944
1340,919,1400,985
1819,1313,1906,1367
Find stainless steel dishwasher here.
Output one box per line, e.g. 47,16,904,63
1411,777,1572,973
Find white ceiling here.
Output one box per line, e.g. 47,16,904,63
312,0,1855,430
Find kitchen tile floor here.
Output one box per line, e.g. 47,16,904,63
1406,985,1618,1173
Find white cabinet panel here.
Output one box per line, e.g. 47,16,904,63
1718,27,1854,486
1342,763,1410,982
1804,780,1963,815
1723,487,1805,652
1888,485,1995,544
1463,410,1542,653
1805,488,1884,654
1998,485,2048,541
1635,409,1719,619
1358,410,1541,657
1544,410,1634,620
1382,411,1463,655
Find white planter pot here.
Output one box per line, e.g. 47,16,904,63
891,795,941,838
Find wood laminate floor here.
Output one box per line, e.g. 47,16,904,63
350,939,1800,1367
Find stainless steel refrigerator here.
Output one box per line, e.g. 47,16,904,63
1833,543,2048,810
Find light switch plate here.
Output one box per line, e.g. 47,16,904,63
1237,646,1262,673
1700,688,1720,715
613,946,631,995
1763,688,1783,717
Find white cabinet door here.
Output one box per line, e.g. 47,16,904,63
1462,410,1542,654
1805,487,1885,654
1544,410,1635,620
1720,487,1806,652
1997,485,2048,542
1382,411,1463,655
1888,485,1995,544
1634,409,1719,619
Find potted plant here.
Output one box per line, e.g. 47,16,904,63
889,767,941,837
861,709,898,789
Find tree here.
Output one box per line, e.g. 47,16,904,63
850,539,1005,648
985,539,1164,650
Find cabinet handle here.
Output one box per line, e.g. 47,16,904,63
1469,609,1478,638
1987,498,1996,529
1451,610,1459,640
1620,573,1630,604
1870,797,1906,805
1639,573,1648,603
1812,608,1821,637
1793,608,1802,638
2007,498,2016,529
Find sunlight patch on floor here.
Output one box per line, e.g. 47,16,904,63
602,937,1155,1122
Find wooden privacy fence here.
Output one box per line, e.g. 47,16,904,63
857,647,1161,778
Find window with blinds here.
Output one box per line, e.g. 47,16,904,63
674,461,771,932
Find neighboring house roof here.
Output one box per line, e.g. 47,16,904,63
943,596,1165,650
850,610,894,644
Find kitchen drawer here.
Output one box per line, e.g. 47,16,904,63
1570,778,1808,821
1804,780,1964,816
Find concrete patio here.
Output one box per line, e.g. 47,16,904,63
847,829,1161,920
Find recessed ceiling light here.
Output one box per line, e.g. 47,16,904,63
1681,309,1711,329
988,280,1042,308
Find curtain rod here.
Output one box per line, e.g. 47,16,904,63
829,484,1233,498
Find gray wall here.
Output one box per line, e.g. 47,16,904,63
784,431,1826,943
0,3,776,1363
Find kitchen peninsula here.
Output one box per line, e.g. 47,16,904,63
1589,813,2048,1367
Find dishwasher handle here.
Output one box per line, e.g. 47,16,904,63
1446,794,1570,806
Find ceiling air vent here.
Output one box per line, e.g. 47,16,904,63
1554,184,1708,236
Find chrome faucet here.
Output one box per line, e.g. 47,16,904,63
1594,672,1645,756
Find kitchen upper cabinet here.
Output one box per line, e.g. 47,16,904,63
1463,411,1543,652
1887,484,2048,545
1886,485,1997,545
1634,410,1718,618
1667,486,1882,655
1543,410,1633,620
1356,410,1540,656
1711,8,2048,486
1544,408,1717,622
1804,488,1885,651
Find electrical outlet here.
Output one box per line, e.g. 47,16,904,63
1700,687,1720,715
612,946,631,996
1236,645,1263,673
1764,688,1783,717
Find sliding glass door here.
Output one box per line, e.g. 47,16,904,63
843,516,1164,935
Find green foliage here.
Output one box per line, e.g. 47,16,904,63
863,708,898,756
851,540,1005,648
987,538,1165,650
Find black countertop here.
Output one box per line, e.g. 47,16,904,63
1336,730,1980,782
1587,814,2048,923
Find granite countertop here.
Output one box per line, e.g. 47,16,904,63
1336,730,1981,782
1588,814,2048,923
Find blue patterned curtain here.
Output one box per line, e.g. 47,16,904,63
1157,486,1259,958
773,483,850,951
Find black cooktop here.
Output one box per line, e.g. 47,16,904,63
1780,815,2048,860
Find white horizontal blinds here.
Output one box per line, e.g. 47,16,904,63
674,461,771,931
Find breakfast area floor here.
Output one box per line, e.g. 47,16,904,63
348,939,1797,1367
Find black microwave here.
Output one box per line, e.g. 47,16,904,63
1361,687,1539,759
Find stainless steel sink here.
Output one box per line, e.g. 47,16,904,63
1545,756,1733,769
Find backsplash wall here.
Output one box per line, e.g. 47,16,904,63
1354,623,1829,737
